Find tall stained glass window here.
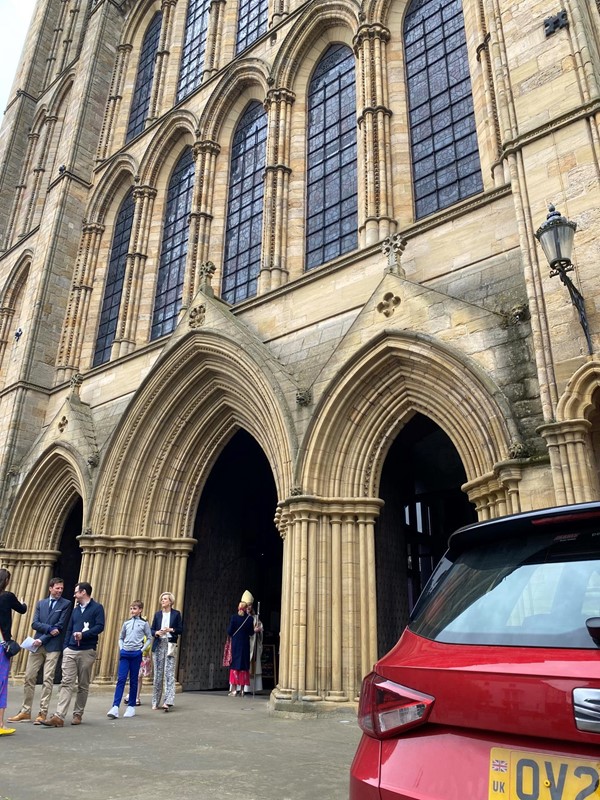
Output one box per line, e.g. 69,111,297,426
221,102,267,305
236,0,268,54
177,0,211,102
126,12,162,142
305,44,358,271
151,148,195,340
405,0,482,219
93,191,135,367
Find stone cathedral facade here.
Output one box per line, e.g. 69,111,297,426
0,0,599,711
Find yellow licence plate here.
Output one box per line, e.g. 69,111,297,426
489,747,600,800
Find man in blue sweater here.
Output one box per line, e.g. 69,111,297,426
41,582,105,728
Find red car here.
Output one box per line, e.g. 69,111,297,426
350,502,600,800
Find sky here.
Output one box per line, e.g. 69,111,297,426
0,0,37,114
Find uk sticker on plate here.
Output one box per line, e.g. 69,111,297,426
489,747,600,800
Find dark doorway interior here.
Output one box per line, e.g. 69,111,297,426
48,496,82,683
179,430,282,691
375,414,476,657
54,496,83,598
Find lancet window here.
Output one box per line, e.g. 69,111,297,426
126,12,163,142
404,0,482,218
305,44,358,271
93,191,135,367
177,0,211,101
151,148,195,340
221,102,267,304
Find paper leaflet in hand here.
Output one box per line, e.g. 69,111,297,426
20,636,40,653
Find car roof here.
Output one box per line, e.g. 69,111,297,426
447,501,600,557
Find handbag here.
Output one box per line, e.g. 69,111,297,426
222,635,232,667
0,630,20,658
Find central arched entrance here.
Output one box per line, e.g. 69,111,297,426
375,413,477,657
178,429,282,691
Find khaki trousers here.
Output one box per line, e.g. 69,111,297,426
55,647,96,720
20,647,60,715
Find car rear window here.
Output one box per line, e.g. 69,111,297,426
408,528,600,648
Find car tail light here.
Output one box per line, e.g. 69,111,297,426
357,672,434,739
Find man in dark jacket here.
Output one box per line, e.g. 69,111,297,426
8,577,71,725
41,582,105,728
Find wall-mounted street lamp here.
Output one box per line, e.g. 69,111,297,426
535,204,593,355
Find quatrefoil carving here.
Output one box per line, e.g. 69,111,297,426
377,292,401,318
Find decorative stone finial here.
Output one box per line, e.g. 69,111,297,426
381,233,407,277
199,261,216,297
70,373,84,397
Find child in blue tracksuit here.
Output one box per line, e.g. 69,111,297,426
107,601,152,719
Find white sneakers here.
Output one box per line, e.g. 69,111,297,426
107,705,135,719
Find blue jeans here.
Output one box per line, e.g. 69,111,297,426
112,650,143,707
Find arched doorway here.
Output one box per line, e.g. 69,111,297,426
375,414,477,656
54,496,83,596
179,430,282,690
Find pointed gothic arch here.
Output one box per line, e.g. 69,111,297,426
197,58,270,142
4,445,88,552
87,154,138,224
89,329,296,539
299,331,518,502
556,360,600,421
139,110,198,187
271,1,358,90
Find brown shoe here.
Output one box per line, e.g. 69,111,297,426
71,714,82,725
7,711,30,722
40,714,64,728
33,712,47,725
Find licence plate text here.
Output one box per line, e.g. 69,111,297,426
489,747,600,800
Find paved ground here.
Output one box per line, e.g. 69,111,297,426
1,688,360,800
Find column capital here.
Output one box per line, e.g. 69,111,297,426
353,22,391,50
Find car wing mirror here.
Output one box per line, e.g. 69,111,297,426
585,617,600,646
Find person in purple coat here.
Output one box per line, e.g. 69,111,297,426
0,568,27,735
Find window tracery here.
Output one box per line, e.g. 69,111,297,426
93,191,135,367
151,147,195,339
127,12,163,142
177,0,211,101
221,102,267,304
305,44,358,271
404,0,482,218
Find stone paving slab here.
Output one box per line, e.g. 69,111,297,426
1,690,360,800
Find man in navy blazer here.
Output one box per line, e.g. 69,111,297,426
41,581,105,727
8,577,72,725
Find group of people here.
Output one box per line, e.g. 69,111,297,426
0,568,182,735
1,569,266,736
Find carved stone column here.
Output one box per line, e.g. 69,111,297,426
21,115,58,235
113,184,156,357
270,0,289,28
58,0,82,75
149,0,178,121
261,88,295,293
0,550,59,678
538,420,599,504
187,140,220,303
353,23,395,246
44,0,70,87
76,532,195,683
97,44,133,161
273,496,382,708
202,0,226,80
5,131,39,250
56,221,105,382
